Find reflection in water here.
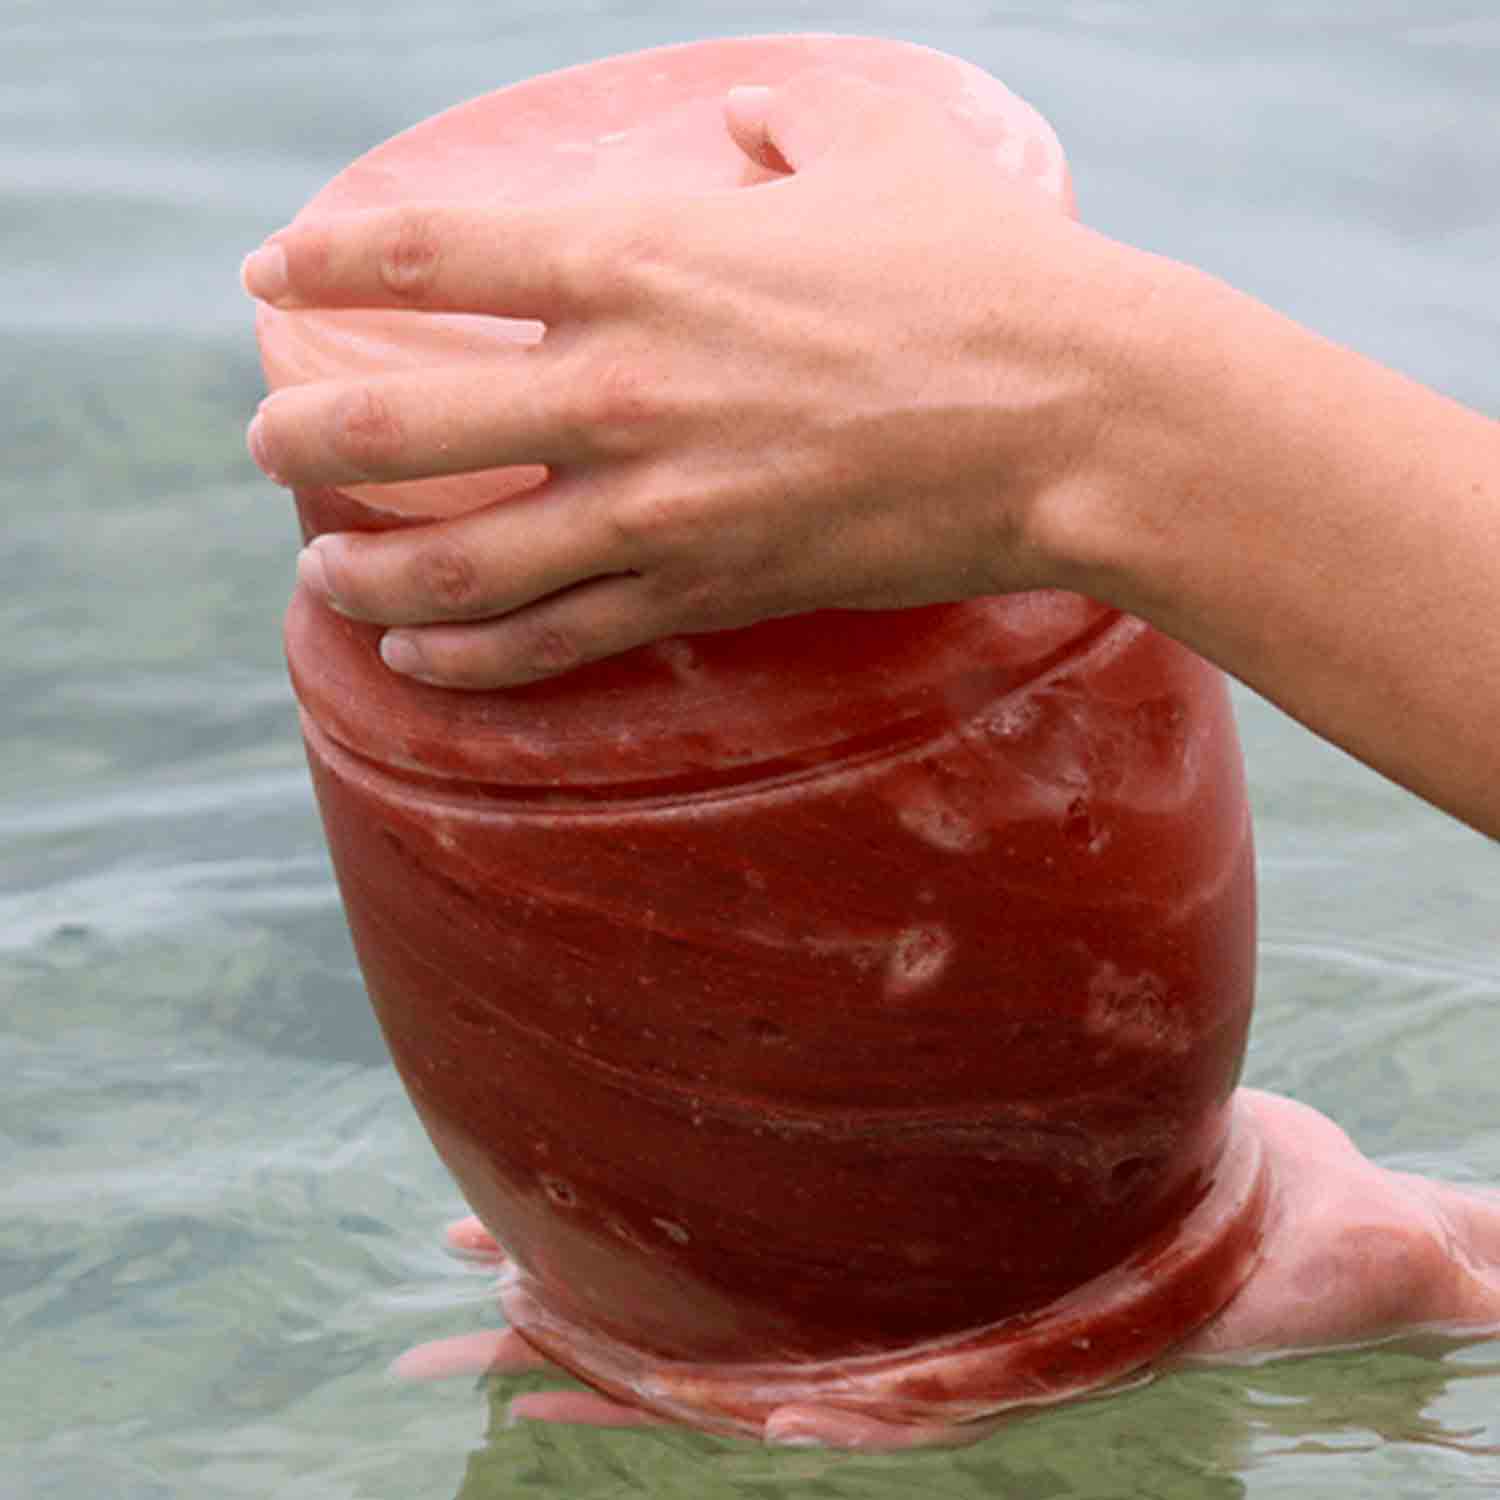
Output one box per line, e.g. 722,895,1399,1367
1229,1338,1500,1462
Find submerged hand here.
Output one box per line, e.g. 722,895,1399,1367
1172,1091,1500,1361
395,1219,999,1450
393,1219,969,1449
393,1093,1500,1450
244,68,1144,689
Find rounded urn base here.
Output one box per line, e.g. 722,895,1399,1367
498,1096,1269,1440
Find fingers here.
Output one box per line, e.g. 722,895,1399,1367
242,196,636,321
445,1216,505,1261
394,1343,665,1427
763,1403,998,1452
248,350,610,488
297,484,701,688
374,574,681,691
244,72,942,321
508,1389,668,1430
414,1224,989,1446
389,1327,550,1380
392,1336,997,1445
296,479,624,629
388,1325,664,1428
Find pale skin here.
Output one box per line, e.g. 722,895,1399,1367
242,71,1500,1447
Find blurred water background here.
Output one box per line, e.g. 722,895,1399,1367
3,1,1498,1495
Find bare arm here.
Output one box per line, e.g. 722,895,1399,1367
244,70,1500,839
1040,259,1500,839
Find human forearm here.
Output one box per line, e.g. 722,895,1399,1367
1041,257,1500,838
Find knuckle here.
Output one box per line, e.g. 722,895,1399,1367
515,618,588,679
604,484,684,559
549,231,608,307
671,572,729,623
378,208,445,301
561,349,661,457
600,217,673,291
329,385,405,476
587,356,658,438
559,205,673,306
408,539,484,615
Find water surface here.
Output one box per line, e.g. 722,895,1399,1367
4,2,1498,1495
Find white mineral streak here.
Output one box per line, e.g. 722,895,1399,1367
885,923,954,999
894,777,989,854
650,638,707,684
1085,961,1190,1053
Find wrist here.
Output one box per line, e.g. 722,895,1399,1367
1022,247,1227,615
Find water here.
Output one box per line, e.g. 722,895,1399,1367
3,1,1497,1494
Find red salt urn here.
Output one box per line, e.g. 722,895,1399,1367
258,36,1267,1436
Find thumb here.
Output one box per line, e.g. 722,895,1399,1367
723,68,931,176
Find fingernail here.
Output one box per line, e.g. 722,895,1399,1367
241,242,289,302
381,632,424,677
726,83,773,108
296,539,331,599
763,1412,829,1448
767,1430,827,1449
503,1398,534,1429
247,413,283,483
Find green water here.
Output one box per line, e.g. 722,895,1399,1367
4,2,1498,1495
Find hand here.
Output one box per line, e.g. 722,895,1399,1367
1171,1090,1500,1362
244,68,1151,689
392,1219,1007,1451
391,1092,1500,1449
